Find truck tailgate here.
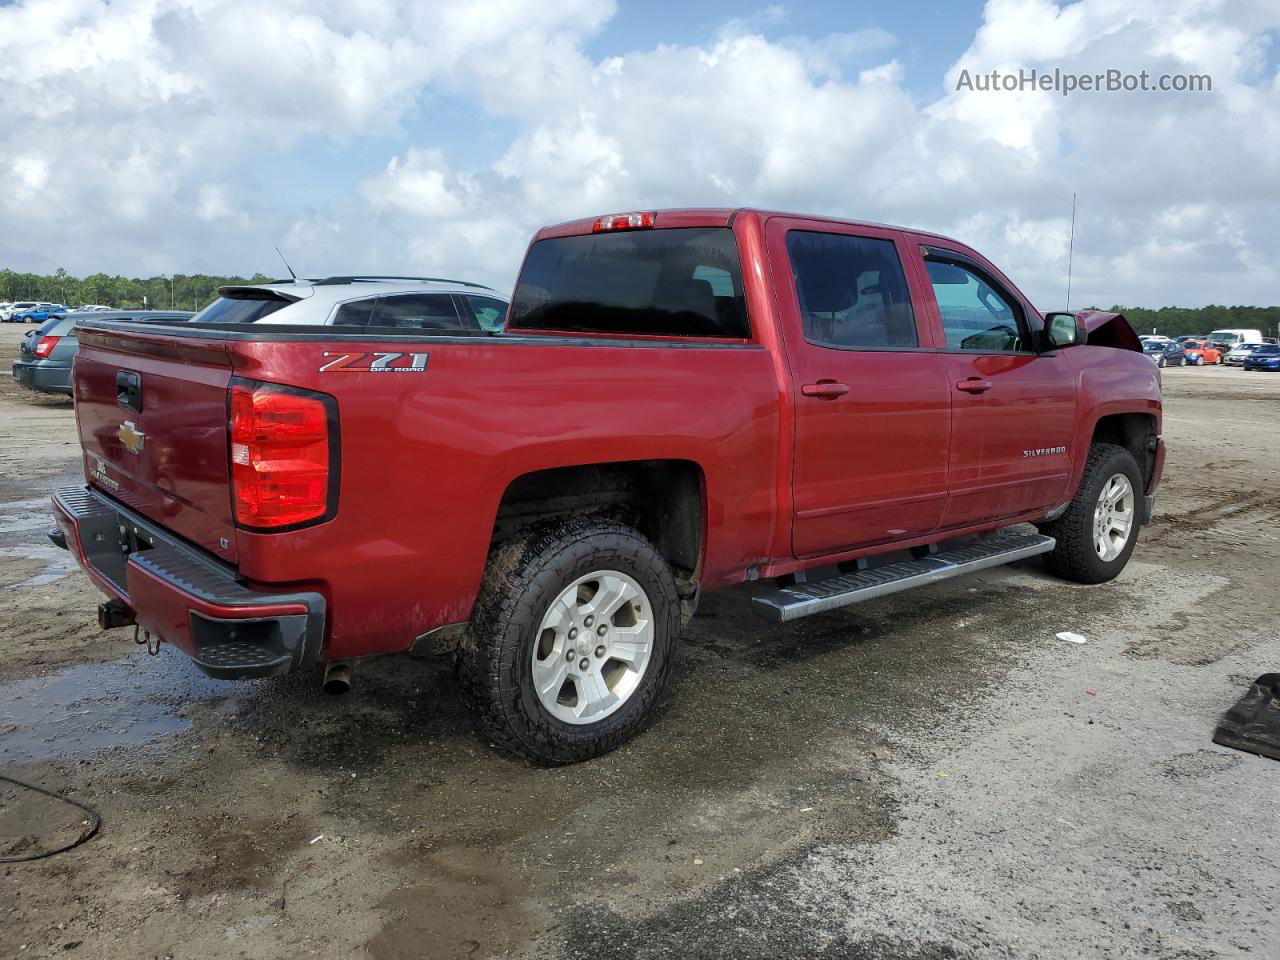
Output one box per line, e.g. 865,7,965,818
73,325,240,564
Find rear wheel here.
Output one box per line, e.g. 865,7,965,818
457,519,680,764
1038,442,1144,584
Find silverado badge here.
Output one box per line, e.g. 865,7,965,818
119,420,145,455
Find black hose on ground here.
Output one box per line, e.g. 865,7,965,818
0,773,102,863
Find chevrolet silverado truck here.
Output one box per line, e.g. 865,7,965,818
51,208,1164,764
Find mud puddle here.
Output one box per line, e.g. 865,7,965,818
0,496,53,534
0,494,78,587
0,648,236,763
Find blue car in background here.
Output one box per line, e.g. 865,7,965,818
1242,344,1280,371
14,302,67,323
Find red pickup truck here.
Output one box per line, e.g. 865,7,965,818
52,208,1164,763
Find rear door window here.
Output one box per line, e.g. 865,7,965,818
508,227,749,338
786,231,917,348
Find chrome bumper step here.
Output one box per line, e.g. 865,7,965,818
752,532,1056,623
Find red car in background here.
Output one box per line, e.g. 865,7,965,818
1183,339,1223,365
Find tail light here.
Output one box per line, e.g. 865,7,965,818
34,335,61,358
592,212,655,232
229,382,337,530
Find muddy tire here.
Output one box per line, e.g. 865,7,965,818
457,519,680,764
1038,442,1144,585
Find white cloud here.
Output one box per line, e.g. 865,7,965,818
1,0,1278,308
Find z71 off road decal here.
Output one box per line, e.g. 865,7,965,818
318,351,429,374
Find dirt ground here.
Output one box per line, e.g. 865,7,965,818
1,322,1277,959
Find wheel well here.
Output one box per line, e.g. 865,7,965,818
493,460,704,582
1092,413,1157,490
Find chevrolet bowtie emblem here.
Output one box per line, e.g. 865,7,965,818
119,420,145,455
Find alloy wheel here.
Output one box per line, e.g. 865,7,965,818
531,570,654,725
1093,473,1135,562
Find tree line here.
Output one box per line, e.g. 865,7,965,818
1106,304,1280,338
0,268,275,313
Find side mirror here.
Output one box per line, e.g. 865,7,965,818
1042,311,1086,350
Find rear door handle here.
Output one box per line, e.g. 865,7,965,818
801,380,849,399
955,378,992,394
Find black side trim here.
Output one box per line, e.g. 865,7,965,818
75,319,765,350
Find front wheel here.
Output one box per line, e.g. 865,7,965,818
1157,356,1166,368
1038,442,1144,584
457,519,680,764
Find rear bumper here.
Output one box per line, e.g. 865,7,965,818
11,359,72,395
52,485,326,679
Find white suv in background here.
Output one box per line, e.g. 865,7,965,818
187,276,509,332
2,301,39,322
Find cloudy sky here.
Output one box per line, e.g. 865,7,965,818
2,0,1277,308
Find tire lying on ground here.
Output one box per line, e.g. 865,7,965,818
457,518,680,764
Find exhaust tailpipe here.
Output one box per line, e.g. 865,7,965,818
322,661,353,695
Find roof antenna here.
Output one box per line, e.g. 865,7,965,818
1064,193,1075,313
274,246,298,281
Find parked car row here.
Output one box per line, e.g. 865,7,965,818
1138,328,1279,369
1,302,118,322
10,276,511,397
1,301,67,323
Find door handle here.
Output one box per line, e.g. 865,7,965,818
801,380,849,399
116,369,143,412
955,378,992,394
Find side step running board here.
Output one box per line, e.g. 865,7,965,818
752,532,1056,623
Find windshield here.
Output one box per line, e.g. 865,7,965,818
1252,345,1280,355
509,227,750,338
192,295,293,324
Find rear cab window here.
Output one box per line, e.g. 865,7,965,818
507,227,749,339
